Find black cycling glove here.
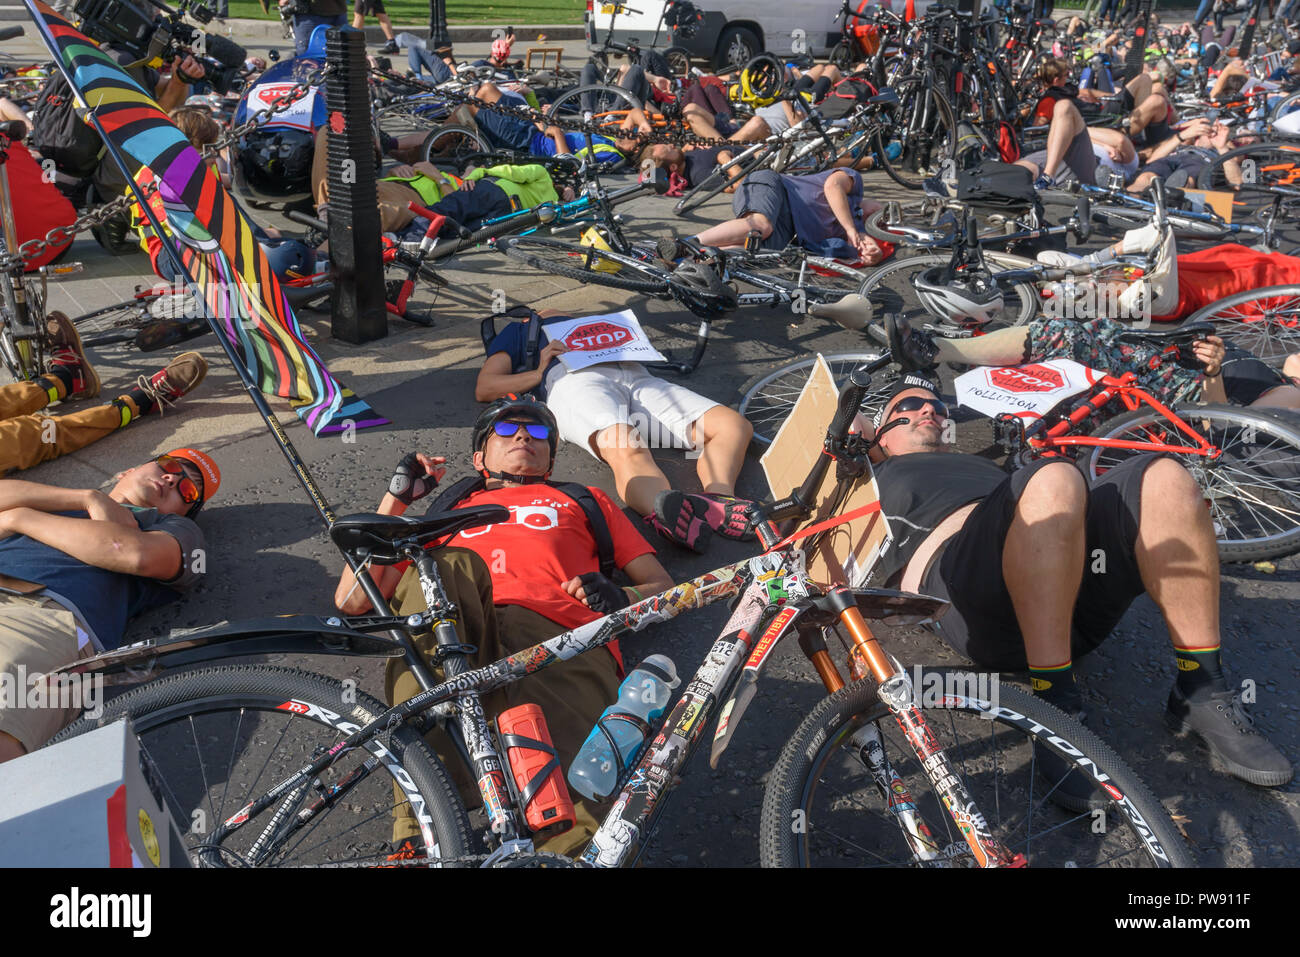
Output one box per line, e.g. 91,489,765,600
578,572,627,613
388,452,437,506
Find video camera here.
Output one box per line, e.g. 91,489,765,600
71,0,248,94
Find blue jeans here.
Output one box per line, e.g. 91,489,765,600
292,14,347,56
408,46,454,83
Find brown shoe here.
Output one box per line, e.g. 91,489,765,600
45,311,100,400
135,351,208,417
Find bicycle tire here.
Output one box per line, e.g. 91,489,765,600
663,46,692,78
1195,141,1300,191
738,352,898,446
422,124,492,166
1269,88,1300,123
1183,283,1300,367
857,251,1039,331
872,80,957,190
500,236,671,294
546,84,645,123
71,290,194,347
51,664,474,867
1082,404,1300,563
760,673,1190,868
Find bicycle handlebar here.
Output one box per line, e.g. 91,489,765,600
0,26,23,42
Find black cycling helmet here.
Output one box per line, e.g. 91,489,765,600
472,394,559,483
911,265,1004,328
671,261,738,318
236,127,315,199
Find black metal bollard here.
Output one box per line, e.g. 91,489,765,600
1124,0,1154,81
325,27,386,345
429,0,452,50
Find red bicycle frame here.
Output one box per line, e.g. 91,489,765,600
1027,370,1221,461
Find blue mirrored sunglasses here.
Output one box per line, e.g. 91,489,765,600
493,421,552,440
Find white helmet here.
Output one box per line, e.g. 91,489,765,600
911,265,1005,328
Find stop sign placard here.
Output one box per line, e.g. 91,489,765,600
988,364,1065,393
564,321,632,351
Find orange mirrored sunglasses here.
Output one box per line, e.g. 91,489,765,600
154,454,203,506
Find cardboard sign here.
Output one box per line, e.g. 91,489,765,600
546,309,668,371
1180,188,1235,223
760,354,892,588
954,358,1101,420
249,83,318,131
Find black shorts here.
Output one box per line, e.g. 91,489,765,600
1223,355,1292,405
355,0,385,14
922,454,1165,671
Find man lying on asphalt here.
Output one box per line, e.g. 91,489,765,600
334,395,672,856
861,370,1291,805
0,448,220,763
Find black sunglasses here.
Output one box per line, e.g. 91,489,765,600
887,395,949,422
493,420,552,440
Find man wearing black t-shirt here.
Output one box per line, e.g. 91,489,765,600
867,373,1290,797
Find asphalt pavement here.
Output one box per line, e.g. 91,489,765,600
2,15,1298,868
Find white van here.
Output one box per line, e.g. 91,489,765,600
583,0,855,70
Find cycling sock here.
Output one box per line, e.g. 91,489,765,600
1174,644,1228,699
109,395,142,428
933,327,1033,366
1030,660,1083,715
37,369,71,403
122,385,156,417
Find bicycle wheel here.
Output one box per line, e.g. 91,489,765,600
546,84,644,124
1184,284,1300,367
857,251,1039,331
71,290,195,347
739,352,898,446
1195,142,1300,191
51,665,474,867
760,673,1189,868
663,46,692,78
1083,404,1300,563
421,124,492,165
872,80,957,190
500,236,671,294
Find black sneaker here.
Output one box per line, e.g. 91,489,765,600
1033,712,1108,813
378,39,399,54
1166,685,1293,787
885,312,940,374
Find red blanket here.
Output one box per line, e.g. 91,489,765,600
1156,244,1300,321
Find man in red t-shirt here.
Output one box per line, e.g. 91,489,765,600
335,395,671,856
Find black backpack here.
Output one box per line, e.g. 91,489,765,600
425,475,618,579
480,306,575,397
956,159,1037,209
29,73,106,181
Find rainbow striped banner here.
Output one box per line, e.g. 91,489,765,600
23,0,388,435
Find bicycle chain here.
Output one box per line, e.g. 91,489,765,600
0,181,159,270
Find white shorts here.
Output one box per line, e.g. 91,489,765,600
544,362,719,458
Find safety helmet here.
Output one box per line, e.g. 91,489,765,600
911,265,1005,328
491,35,514,60
671,261,738,317
164,447,222,518
236,126,315,198
472,395,559,482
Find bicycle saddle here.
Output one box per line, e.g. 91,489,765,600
0,119,26,140
868,89,900,107
1116,320,1216,346
808,293,873,331
330,505,509,563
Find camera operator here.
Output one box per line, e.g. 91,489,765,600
279,0,348,57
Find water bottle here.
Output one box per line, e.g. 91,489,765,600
568,654,679,801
